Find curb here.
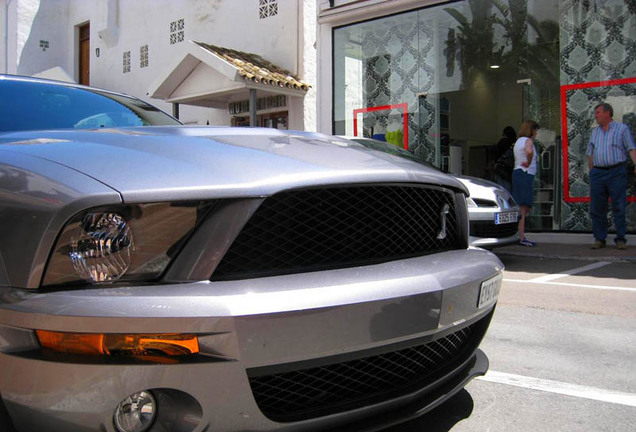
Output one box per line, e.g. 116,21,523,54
525,232,636,245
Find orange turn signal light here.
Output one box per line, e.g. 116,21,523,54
36,331,199,357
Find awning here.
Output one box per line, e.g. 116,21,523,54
148,41,310,108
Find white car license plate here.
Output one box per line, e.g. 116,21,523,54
495,211,518,225
478,273,502,309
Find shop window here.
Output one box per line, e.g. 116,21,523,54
334,0,636,232
333,0,566,229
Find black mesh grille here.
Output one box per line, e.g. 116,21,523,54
247,316,490,422
212,185,462,280
470,221,518,238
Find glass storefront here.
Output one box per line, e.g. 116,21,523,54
332,0,636,233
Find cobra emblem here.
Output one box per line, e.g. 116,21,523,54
437,204,450,240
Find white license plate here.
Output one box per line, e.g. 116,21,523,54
495,211,518,225
478,273,503,308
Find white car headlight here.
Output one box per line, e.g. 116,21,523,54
42,202,216,287
70,212,133,283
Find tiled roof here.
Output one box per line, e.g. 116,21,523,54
194,41,310,91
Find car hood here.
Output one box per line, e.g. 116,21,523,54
455,175,504,197
0,126,466,202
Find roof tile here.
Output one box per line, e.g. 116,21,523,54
195,41,310,91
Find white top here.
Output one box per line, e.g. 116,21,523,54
513,136,538,175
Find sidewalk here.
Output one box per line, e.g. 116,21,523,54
492,233,636,263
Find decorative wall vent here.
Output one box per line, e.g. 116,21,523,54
170,19,185,44
39,40,49,51
123,51,131,73
259,0,278,19
140,45,149,68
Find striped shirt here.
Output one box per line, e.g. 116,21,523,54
586,121,636,167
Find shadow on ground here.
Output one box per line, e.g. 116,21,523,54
381,389,474,432
493,252,636,281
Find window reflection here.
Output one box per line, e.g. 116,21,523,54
333,0,562,231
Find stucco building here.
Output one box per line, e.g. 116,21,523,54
1,0,317,130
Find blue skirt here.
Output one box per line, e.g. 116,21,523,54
512,169,534,207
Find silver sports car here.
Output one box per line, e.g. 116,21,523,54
0,75,503,432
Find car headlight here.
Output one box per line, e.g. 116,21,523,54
42,202,215,287
465,196,478,208
70,212,133,283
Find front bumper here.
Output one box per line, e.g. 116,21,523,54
470,232,520,248
468,207,520,248
0,248,502,432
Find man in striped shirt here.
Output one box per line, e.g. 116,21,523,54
586,102,636,250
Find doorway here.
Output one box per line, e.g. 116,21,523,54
78,23,90,85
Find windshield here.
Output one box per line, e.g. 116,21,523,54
0,78,181,132
348,137,443,172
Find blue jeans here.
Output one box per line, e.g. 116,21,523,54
589,165,628,243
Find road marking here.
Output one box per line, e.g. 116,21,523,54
478,371,636,407
503,278,636,293
528,261,611,283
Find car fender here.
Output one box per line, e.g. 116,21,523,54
0,150,121,288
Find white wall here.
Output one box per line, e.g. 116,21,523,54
0,0,12,73
10,0,315,129
16,0,69,77
1,0,44,75
299,0,316,131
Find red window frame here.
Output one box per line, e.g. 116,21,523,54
353,103,409,150
561,77,636,203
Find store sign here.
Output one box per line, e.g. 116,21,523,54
229,95,286,115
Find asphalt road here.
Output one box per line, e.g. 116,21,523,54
383,254,636,432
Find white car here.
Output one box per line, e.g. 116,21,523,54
456,175,520,249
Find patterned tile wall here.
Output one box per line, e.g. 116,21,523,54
361,15,439,164
560,0,636,232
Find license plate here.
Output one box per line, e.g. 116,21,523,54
495,211,518,225
478,273,503,309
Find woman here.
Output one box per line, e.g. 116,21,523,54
512,120,539,247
